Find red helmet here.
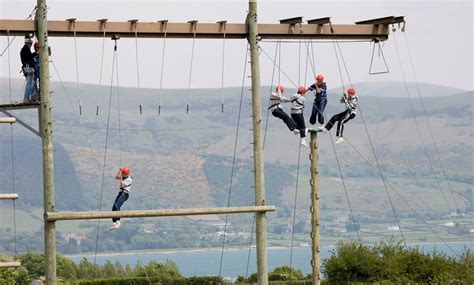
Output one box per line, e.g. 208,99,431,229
347,87,356,95
298,86,307,94
121,167,130,176
276,85,285,93
34,42,40,49
316,74,324,83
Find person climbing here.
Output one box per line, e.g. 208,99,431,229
308,74,328,127
20,36,35,103
269,85,299,135
31,41,41,101
316,87,358,144
111,167,133,229
290,86,309,147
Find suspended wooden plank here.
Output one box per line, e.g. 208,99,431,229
0,117,16,123
0,193,19,200
0,261,21,268
0,19,402,40
46,205,276,221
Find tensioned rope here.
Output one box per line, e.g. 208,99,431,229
392,32,470,244
344,137,459,256
333,39,405,244
95,21,107,116
220,22,227,113
217,45,249,279
132,23,143,115
402,31,472,244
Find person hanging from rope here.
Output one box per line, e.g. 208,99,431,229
31,41,41,101
316,87,358,144
307,74,328,127
111,167,133,229
20,36,36,103
290,86,309,147
269,85,299,135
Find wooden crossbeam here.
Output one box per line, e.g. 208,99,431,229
0,19,392,40
279,17,303,25
0,261,21,268
307,17,331,25
46,205,276,221
0,193,19,200
355,16,405,25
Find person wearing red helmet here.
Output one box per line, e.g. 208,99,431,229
307,74,328,127
268,85,299,135
111,166,133,229
290,86,309,147
317,87,358,144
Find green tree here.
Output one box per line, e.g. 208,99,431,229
269,265,304,281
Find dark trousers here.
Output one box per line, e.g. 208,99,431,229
325,110,356,137
112,191,129,222
272,108,296,131
291,113,306,138
309,97,327,125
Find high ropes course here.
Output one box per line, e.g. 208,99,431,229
0,1,470,285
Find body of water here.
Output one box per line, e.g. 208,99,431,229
68,243,471,279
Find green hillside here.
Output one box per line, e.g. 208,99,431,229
0,78,472,254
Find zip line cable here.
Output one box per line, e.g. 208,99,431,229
403,30,472,243
333,39,406,244
392,32,471,244
96,21,107,116
344,137,460,256
218,45,249,279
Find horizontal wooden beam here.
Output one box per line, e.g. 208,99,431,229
0,117,16,123
46,205,276,221
0,261,21,268
0,193,19,200
0,102,40,111
0,19,391,40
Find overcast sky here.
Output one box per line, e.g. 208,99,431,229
1,0,472,91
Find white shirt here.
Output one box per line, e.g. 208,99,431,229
120,177,133,193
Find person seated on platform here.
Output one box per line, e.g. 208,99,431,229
111,167,133,230
269,85,299,135
20,36,36,103
31,41,41,101
316,87,358,144
290,86,309,147
307,74,328,127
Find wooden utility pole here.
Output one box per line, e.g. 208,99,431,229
36,0,56,284
309,131,320,285
247,1,269,284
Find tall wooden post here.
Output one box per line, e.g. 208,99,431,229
247,0,268,284
309,131,320,285
37,0,57,284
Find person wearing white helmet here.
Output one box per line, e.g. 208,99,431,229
317,87,358,144
290,86,309,147
20,36,35,103
269,85,299,135
111,167,133,229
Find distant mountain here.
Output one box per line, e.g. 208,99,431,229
348,81,467,98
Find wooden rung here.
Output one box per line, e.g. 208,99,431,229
0,261,21,268
46,205,276,221
0,193,19,200
0,117,16,123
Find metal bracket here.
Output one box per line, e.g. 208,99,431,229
308,17,332,33
279,17,303,33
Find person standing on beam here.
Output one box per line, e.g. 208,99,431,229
269,85,299,135
308,74,328,127
20,36,35,103
111,167,133,229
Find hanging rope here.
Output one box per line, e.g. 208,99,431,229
262,42,280,147
186,21,198,114
158,20,168,115
7,31,12,105
333,39,406,245
368,40,389,75
116,38,123,164
130,20,143,114
96,19,107,116
218,45,249,279
69,19,82,115
402,31,472,244
219,21,227,113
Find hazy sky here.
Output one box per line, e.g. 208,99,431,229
1,0,472,91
